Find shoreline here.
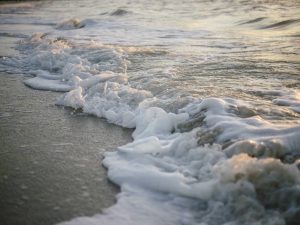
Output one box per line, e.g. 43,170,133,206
0,9,131,225
0,74,132,225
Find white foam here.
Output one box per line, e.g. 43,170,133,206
273,90,300,113
34,70,61,80
250,89,300,114
24,77,72,92
181,98,300,158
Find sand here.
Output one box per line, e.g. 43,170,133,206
0,64,132,225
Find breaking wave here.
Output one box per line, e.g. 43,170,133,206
1,0,300,224
2,32,299,225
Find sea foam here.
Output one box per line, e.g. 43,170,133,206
3,31,300,225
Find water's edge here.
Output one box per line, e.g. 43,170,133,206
0,71,132,225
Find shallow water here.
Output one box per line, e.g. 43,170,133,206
0,0,300,225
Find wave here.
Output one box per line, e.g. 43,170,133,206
0,32,28,38
0,2,36,14
0,20,56,26
248,89,300,114
261,19,300,29
110,8,130,16
56,19,97,30
3,0,300,211
1,0,300,223
239,17,266,25
3,33,299,225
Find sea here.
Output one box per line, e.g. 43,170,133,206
0,0,300,225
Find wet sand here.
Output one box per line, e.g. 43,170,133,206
0,73,132,225
0,5,131,224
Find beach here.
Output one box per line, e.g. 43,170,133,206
1,1,300,225
0,38,132,224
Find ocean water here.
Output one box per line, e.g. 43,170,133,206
0,0,300,224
